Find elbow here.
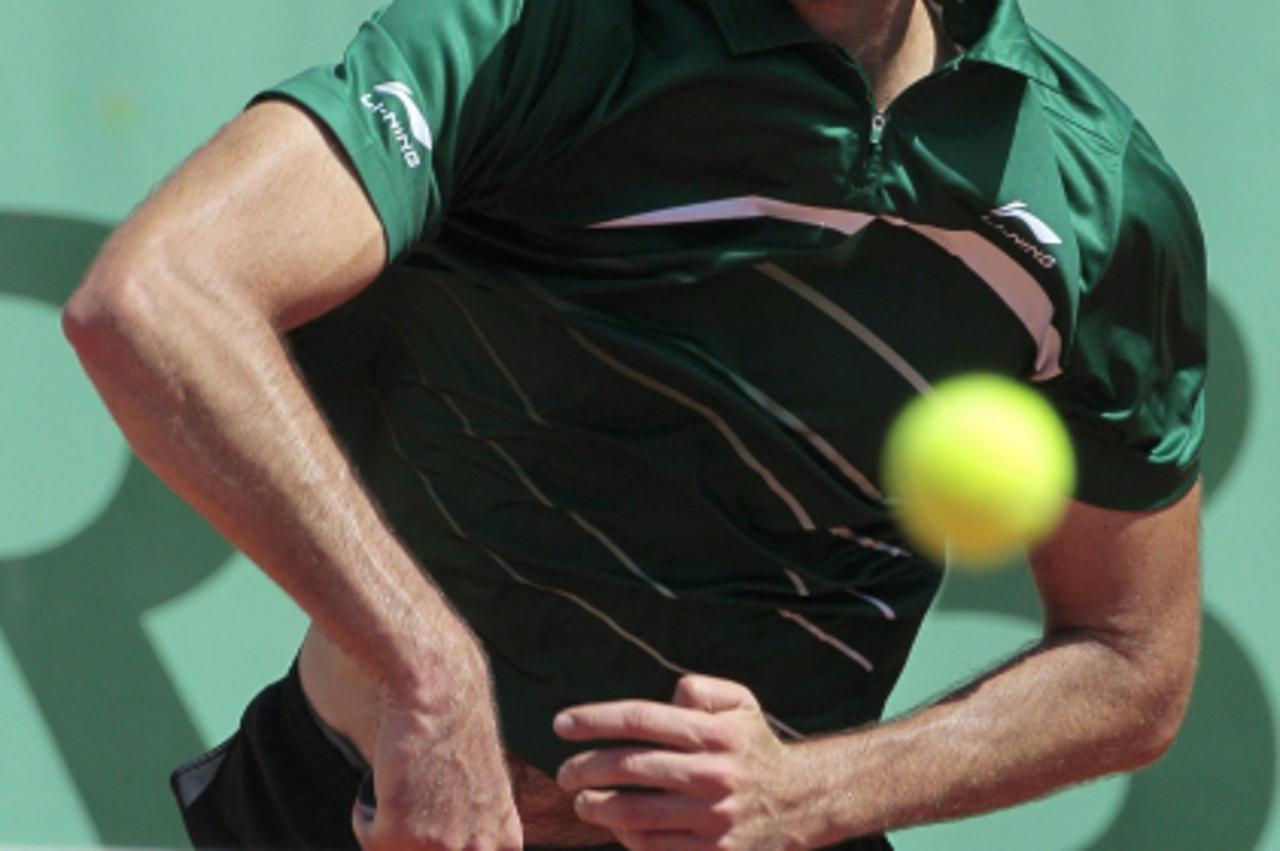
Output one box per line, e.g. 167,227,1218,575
63,247,165,370
1119,648,1198,770
1125,697,1187,770
1140,676,1195,766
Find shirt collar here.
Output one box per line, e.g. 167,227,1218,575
704,0,1059,88
944,0,1059,87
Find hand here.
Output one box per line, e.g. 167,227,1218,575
354,642,523,851
554,675,817,851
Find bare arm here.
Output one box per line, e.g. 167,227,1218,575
63,101,520,850
795,483,1201,840
555,484,1201,849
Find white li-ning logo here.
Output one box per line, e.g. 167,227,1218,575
360,81,434,169
982,201,1061,270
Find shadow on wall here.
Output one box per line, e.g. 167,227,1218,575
0,213,234,847
938,288,1270,850
0,212,1271,848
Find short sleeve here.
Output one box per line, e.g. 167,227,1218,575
1042,121,1207,510
254,0,523,261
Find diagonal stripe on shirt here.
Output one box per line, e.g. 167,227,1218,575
367,287,886,679
755,262,932,395
356,309,675,598
434,280,548,425
592,196,1063,379
592,195,876,235
669,337,883,502
374,398,805,741
884,217,1063,381
566,326,817,531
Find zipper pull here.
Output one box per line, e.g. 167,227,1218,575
870,111,887,146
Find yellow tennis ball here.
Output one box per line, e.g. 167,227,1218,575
882,373,1075,568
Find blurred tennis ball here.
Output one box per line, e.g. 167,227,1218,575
882,373,1075,568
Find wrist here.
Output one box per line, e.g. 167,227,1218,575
381,612,494,715
782,737,876,849
777,742,836,850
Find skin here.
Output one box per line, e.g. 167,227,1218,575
554,487,1201,848
63,104,523,850
792,0,958,107
63,1,1201,848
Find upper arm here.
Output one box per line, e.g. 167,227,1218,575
1023,118,1204,725
1028,482,1201,708
78,0,530,331
1026,118,1204,689
86,99,387,331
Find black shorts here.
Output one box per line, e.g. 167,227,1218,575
170,663,369,849
170,664,889,850
169,664,625,850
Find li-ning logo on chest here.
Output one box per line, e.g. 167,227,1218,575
981,201,1061,270
360,81,434,169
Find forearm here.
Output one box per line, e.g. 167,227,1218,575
64,246,473,699
64,103,524,847
796,629,1190,845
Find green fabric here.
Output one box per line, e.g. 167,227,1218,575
1039,121,1206,509
264,0,526,255
268,0,1205,776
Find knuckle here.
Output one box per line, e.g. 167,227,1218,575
616,750,643,777
614,795,644,824
597,791,655,830
694,804,734,835
694,756,740,794
710,797,741,827
700,721,737,752
622,703,653,732
556,759,579,787
573,791,595,818
675,673,703,698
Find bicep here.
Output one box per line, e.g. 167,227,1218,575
95,99,387,330
1029,482,1201,656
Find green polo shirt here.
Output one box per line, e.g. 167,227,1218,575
267,0,1205,790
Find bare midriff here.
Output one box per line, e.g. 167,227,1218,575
298,626,613,847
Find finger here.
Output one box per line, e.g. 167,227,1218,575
671,674,759,713
558,747,733,796
573,788,719,834
554,700,725,749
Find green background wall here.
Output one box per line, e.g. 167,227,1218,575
1,2,1274,848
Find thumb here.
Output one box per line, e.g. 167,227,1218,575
671,673,759,712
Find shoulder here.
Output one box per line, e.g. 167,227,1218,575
1018,28,1201,279
1022,28,1135,157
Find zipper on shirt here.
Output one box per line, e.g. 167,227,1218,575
869,111,887,146
854,55,964,186
861,110,889,184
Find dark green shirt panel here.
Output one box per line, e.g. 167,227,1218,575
478,5,858,232
1043,122,1207,510
434,0,642,212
